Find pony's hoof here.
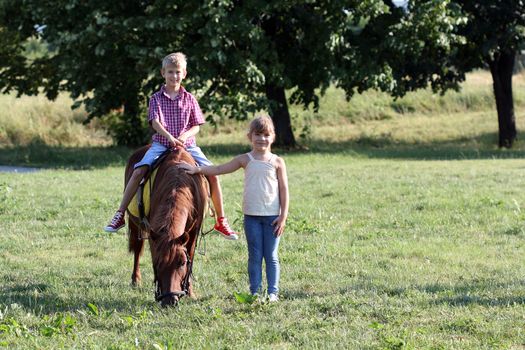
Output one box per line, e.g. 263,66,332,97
131,279,141,288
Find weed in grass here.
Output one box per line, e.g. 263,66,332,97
233,292,258,305
441,317,479,335
0,317,32,338
39,313,77,337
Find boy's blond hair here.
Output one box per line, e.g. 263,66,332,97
248,115,275,136
162,52,187,69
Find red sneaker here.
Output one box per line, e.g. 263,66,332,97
214,217,239,240
104,211,125,232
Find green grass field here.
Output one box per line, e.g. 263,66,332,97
1,71,525,349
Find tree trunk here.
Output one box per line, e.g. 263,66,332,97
489,50,517,148
265,83,296,148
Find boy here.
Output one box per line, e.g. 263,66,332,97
104,52,238,240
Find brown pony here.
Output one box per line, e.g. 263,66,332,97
125,145,208,306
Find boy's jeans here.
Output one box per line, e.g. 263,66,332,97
243,215,281,295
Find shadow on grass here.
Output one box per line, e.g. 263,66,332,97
343,279,525,308
0,143,133,170
422,280,525,307
1,131,524,170
0,281,157,314
301,131,525,160
208,131,525,160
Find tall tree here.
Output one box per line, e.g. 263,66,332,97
454,0,525,148
0,0,375,148
335,0,525,148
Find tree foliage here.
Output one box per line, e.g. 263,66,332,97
335,1,467,99
0,0,368,147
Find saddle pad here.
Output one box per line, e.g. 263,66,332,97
127,167,159,218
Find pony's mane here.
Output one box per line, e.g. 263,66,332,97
149,149,207,268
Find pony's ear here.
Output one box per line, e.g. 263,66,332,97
182,232,190,245
176,232,190,246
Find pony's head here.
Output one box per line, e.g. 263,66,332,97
151,232,191,306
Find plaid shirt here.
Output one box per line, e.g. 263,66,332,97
148,85,205,148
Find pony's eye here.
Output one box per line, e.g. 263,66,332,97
177,259,187,269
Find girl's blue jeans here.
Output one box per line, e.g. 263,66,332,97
243,215,281,295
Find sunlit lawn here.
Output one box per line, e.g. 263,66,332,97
1,71,525,349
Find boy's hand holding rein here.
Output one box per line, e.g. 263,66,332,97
167,135,185,148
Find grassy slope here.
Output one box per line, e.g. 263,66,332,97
0,93,110,148
0,71,525,349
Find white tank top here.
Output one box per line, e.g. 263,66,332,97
243,152,280,216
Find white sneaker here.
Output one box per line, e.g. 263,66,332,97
268,293,279,302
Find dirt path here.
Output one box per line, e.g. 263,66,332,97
0,166,41,173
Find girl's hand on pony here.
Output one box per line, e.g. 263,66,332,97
176,161,199,174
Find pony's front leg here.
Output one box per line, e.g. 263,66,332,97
128,217,145,286
131,245,144,287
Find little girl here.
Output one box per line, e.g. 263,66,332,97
178,115,289,301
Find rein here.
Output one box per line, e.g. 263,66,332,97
192,174,215,256
135,147,177,235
